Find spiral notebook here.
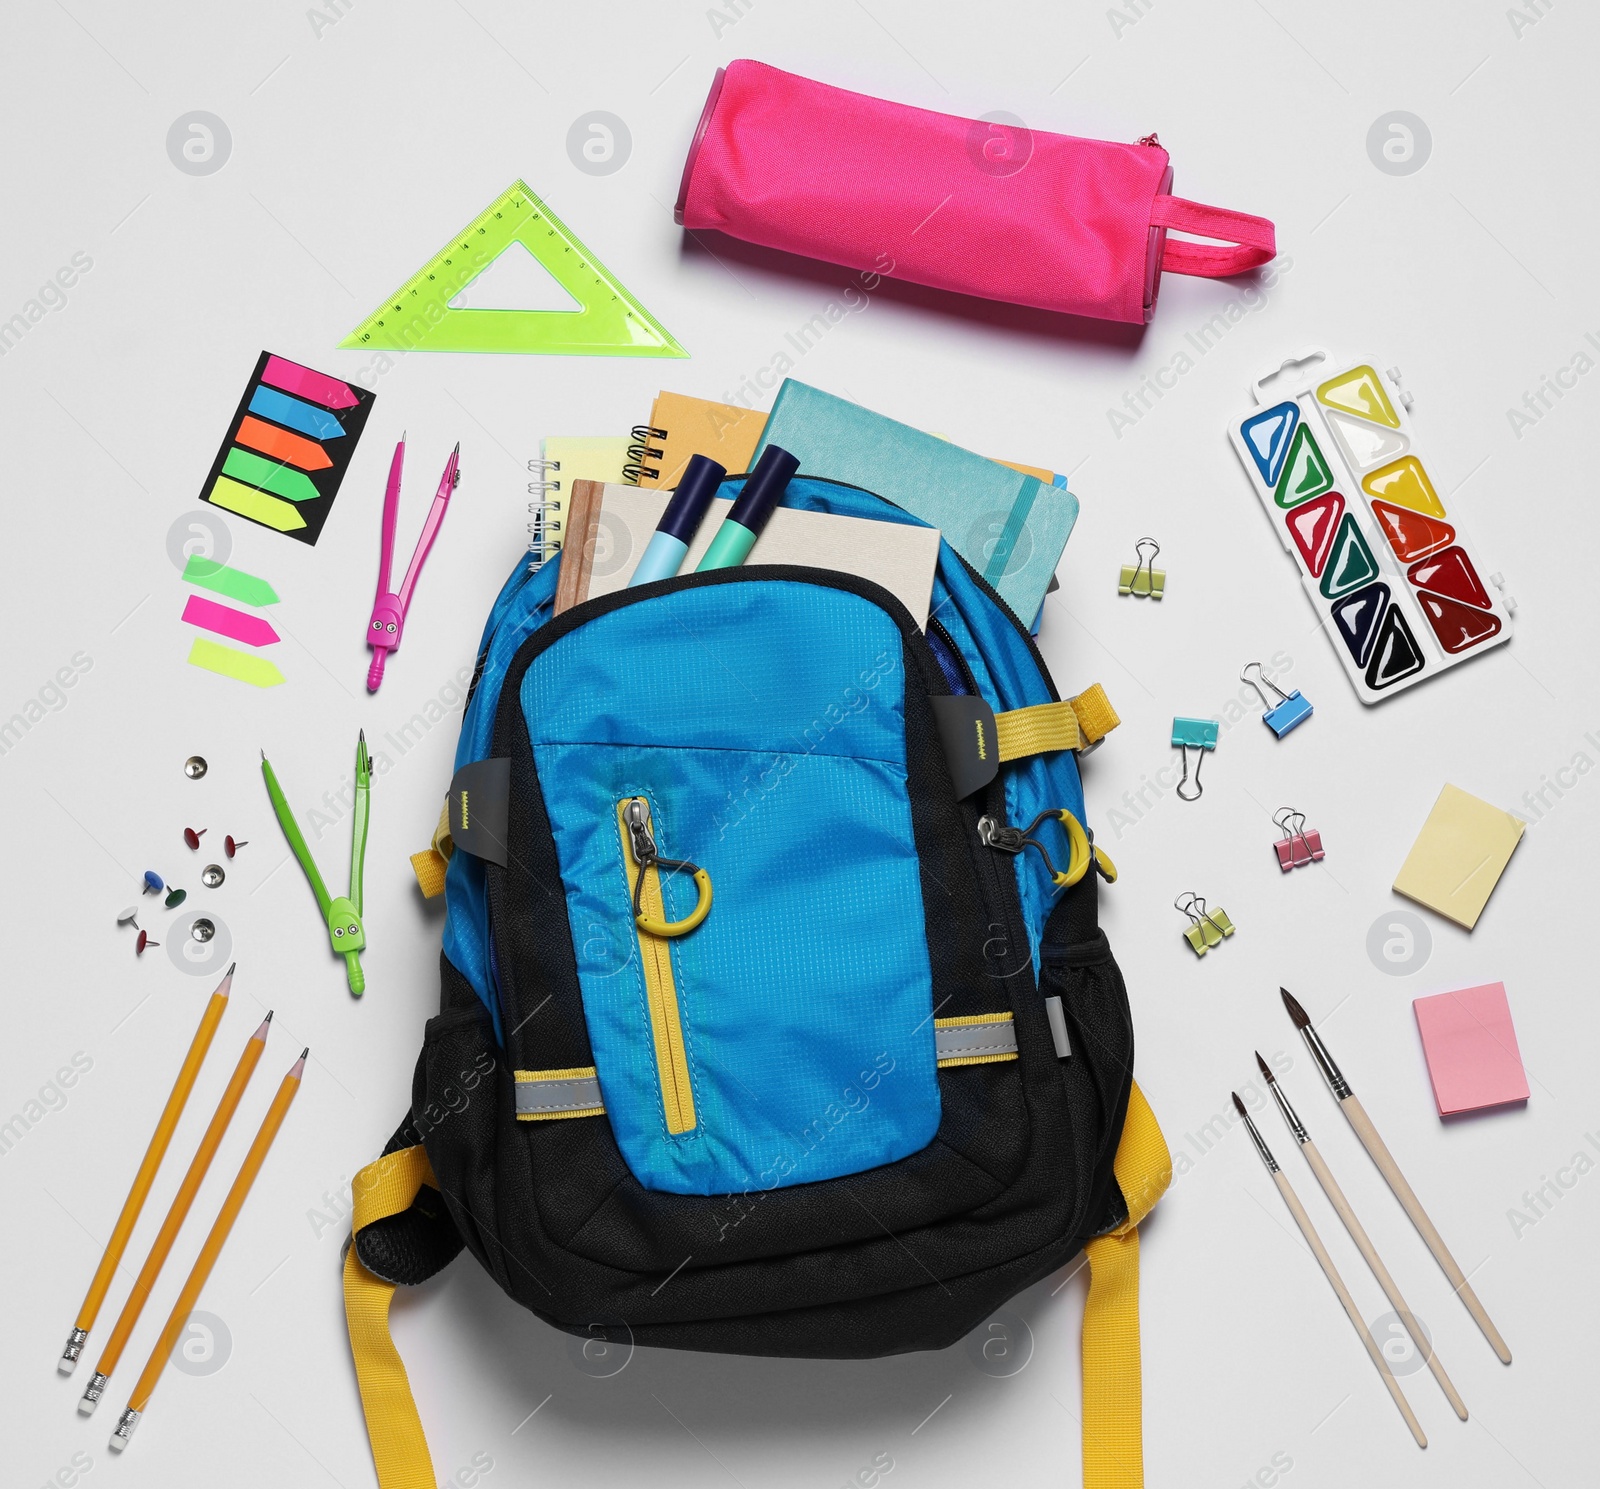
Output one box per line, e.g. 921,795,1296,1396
528,436,632,568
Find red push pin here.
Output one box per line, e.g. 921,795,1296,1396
135,930,160,955
184,827,208,850
225,835,248,858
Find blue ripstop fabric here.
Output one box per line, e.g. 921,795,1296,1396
522,579,940,1196
442,475,1086,1034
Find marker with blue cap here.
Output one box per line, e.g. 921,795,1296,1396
695,445,800,572
629,454,727,587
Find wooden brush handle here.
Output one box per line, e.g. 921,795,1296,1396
1302,1139,1468,1421
1341,1095,1512,1366
1273,1169,1428,1449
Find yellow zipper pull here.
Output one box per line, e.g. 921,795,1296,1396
622,797,714,939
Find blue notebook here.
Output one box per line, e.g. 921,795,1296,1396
754,380,1077,624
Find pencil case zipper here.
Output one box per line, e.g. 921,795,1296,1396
615,797,697,1135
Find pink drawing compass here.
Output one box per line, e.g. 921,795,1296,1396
367,435,460,692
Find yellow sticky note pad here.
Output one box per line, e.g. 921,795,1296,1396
1393,784,1525,929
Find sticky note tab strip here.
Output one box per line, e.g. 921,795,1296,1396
181,594,280,647
187,637,286,688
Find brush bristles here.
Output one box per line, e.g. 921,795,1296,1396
1231,1091,1248,1118
1280,986,1311,1028
1255,1051,1275,1082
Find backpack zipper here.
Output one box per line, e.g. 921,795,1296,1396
616,797,697,1134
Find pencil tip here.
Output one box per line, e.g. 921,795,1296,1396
254,1013,272,1038
260,748,266,761
300,1047,309,1059
1255,1051,1275,1082
1280,987,1311,1028
216,965,235,997
1231,1091,1247,1118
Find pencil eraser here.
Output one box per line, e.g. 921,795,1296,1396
1413,981,1529,1117
57,1358,75,1376
78,1395,97,1416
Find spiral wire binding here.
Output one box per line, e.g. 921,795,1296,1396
527,457,561,572
624,424,667,485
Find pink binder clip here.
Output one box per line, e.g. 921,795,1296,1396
367,436,461,692
1273,808,1325,872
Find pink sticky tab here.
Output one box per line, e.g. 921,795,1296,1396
1413,982,1529,1117
260,354,359,410
181,594,281,648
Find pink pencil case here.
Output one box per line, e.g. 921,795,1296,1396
676,60,1276,326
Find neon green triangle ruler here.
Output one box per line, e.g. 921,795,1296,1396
339,180,687,357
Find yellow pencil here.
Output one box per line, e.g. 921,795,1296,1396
79,1013,271,1414
109,1048,305,1451
59,963,234,1374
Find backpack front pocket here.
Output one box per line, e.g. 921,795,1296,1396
513,574,955,1197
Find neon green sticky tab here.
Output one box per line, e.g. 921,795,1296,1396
187,638,286,687
182,555,281,606
222,447,322,502
339,180,688,357
206,476,308,532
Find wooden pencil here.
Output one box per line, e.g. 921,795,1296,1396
59,964,234,1374
109,1049,305,1452
79,1014,271,1414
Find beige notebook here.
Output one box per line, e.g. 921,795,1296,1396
629,390,1061,489
555,480,941,622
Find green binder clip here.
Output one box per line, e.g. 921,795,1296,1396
260,732,371,996
1177,892,1235,956
1117,537,1165,599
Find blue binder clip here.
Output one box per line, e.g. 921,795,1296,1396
1241,661,1312,739
1171,716,1219,800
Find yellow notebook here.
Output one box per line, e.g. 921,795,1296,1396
1393,784,1525,930
529,436,632,566
628,391,1059,488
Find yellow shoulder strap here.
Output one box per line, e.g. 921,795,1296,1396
343,1145,441,1489
345,1088,1170,1489
1080,1081,1172,1489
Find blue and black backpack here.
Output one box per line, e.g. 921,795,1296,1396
342,474,1172,1489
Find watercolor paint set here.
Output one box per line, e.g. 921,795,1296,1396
198,351,376,545
1229,352,1513,703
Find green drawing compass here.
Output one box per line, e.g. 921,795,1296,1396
260,732,371,996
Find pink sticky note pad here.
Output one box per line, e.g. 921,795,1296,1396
1413,982,1529,1116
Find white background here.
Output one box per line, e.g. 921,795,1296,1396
3,2,1596,1485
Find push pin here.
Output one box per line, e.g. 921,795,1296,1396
1272,808,1325,872
1171,717,1219,801
117,906,141,929
225,835,248,858
201,864,225,888
1176,891,1235,956
142,871,164,895
1118,536,1166,599
135,930,160,955
164,887,187,909
184,755,208,779
183,827,207,850
1241,661,1312,738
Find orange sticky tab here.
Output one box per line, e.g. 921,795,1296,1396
234,415,333,470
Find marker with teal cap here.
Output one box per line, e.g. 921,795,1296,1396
695,444,800,571
629,454,726,587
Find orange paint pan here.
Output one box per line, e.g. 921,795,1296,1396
234,415,332,470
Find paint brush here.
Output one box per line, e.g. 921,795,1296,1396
1232,1092,1427,1449
1256,1053,1467,1420
1280,988,1511,1365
